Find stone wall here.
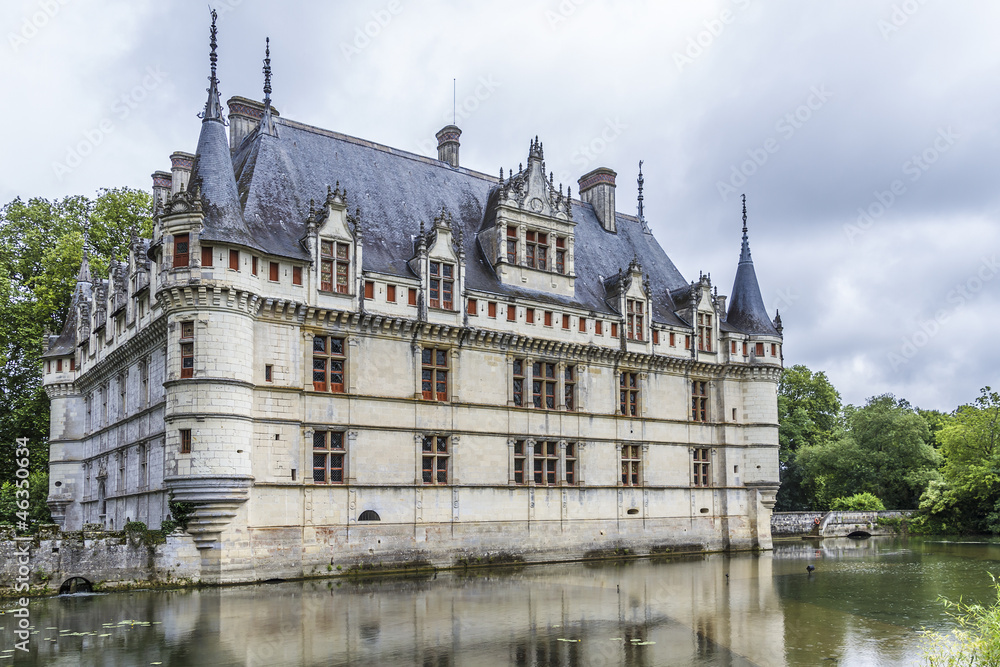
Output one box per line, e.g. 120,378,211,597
771,511,826,537
772,510,913,537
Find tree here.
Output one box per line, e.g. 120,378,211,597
775,365,842,510
797,394,939,510
0,189,151,510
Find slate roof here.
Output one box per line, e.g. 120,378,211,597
726,223,779,336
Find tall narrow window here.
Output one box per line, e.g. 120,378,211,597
269,261,279,282
565,443,577,485
488,301,497,318
507,305,517,322
386,284,396,302
564,365,576,411
139,359,148,407
229,249,240,270
579,317,586,333
313,431,345,484
627,299,644,341
364,281,374,299
512,358,526,407
466,298,476,315
293,266,303,285
429,262,454,310
201,246,213,267
421,435,449,484
265,364,273,382
731,341,737,354
118,452,126,491
139,445,148,488
533,362,557,409
692,381,708,422
534,441,558,486
173,233,189,268
180,428,192,454
513,440,526,484
611,322,619,338
312,336,346,392
555,237,566,274
180,321,194,379
506,225,518,263
620,372,639,416
421,348,449,401
595,320,603,335
320,240,351,294
544,311,553,327
562,314,570,330
693,448,710,487
743,341,748,356
698,313,713,352
525,231,548,270
526,308,535,324
621,444,641,486
252,256,258,275
771,342,777,356
652,330,659,345
118,372,127,418
409,288,418,305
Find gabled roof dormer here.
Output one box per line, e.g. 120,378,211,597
478,137,576,298
410,208,464,324
309,183,363,308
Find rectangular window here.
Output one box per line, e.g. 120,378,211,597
409,288,418,306
180,429,192,454
512,358,526,407
507,305,517,322
265,364,273,382
534,440,558,486
173,234,189,268
670,332,676,347
229,249,240,271
70,357,76,371
564,365,576,411
771,343,778,356
685,335,691,349
421,348,449,401
579,317,586,333
565,442,577,485
562,314,570,330
692,381,708,422
269,261,279,282
387,284,396,303
620,372,639,416
180,320,194,379
756,342,765,356
320,240,351,293
731,341,737,354
119,372,127,418
488,301,497,318
544,311,553,327
513,440,526,484
364,280,374,299
526,308,534,324
611,322,619,338
312,336,346,392
140,359,148,406
595,320,603,335
506,225,518,263
693,448,710,487
743,341,748,356
525,231,548,270
293,266,303,286
421,435,449,484
653,330,659,345
533,362,556,409
201,245,213,267
55,359,61,372
622,444,641,486
429,261,454,310
466,297,476,315
698,313,713,352
139,445,148,488
313,430,345,484
555,237,566,274
118,453,126,491
252,256,258,275
627,299,644,341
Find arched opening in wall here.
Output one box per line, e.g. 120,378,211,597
358,510,380,522
59,577,93,595
626,508,639,515
847,531,871,539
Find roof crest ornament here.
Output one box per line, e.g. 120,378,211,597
740,193,752,264
637,160,644,221
198,9,225,124
260,37,278,137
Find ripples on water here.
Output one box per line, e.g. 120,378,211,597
2,536,999,666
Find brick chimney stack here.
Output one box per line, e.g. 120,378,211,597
169,152,195,195
436,125,461,168
578,167,617,232
227,96,279,152
151,171,171,207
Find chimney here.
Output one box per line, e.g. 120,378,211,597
436,125,461,168
151,171,171,207
227,96,279,151
578,167,617,232
169,152,195,195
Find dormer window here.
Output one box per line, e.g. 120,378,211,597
697,313,713,352
525,231,548,270
429,261,454,310
506,226,517,263
320,240,351,294
556,237,566,274
626,299,644,341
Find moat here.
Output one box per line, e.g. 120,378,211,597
4,536,1000,665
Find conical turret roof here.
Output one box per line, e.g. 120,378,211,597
727,196,778,336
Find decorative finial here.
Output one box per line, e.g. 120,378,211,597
499,167,504,182
637,160,645,222
199,9,224,122
742,193,747,234
739,194,752,264
263,37,272,100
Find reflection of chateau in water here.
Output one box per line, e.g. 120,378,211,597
41,12,782,582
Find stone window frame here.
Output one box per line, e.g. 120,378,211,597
697,312,714,352
416,433,456,485
428,260,455,310
509,357,578,412
173,233,189,268
619,370,640,417
311,429,347,485
509,439,583,487
179,320,194,379
118,370,127,419
319,239,352,294
618,442,646,487
626,298,645,341
418,345,455,402
691,447,712,487
692,380,709,422
138,444,148,490
311,334,347,393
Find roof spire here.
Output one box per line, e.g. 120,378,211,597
727,194,777,335
260,37,277,136
637,160,645,222
199,9,224,122
740,193,751,263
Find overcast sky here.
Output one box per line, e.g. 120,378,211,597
2,0,997,411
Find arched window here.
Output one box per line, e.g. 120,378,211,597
358,510,380,522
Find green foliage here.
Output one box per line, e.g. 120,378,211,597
123,520,148,534
0,189,151,484
775,365,842,510
0,470,53,528
797,394,939,510
830,492,886,511
922,575,1000,666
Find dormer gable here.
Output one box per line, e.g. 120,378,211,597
409,208,465,321
605,257,651,345
308,184,363,299
671,273,720,355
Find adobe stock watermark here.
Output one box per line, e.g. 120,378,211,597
843,126,959,244
717,85,833,202
52,65,169,180
340,0,403,62
878,0,929,40
415,76,502,155
674,0,752,73
544,0,588,30
11,437,32,652
7,0,71,52
887,254,998,371
554,117,628,187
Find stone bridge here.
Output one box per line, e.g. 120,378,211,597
771,510,912,538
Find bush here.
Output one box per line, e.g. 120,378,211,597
923,576,1000,666
830,492,886,511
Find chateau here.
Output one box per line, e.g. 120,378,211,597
42,16,782,582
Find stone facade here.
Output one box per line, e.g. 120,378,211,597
41,16,783,583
